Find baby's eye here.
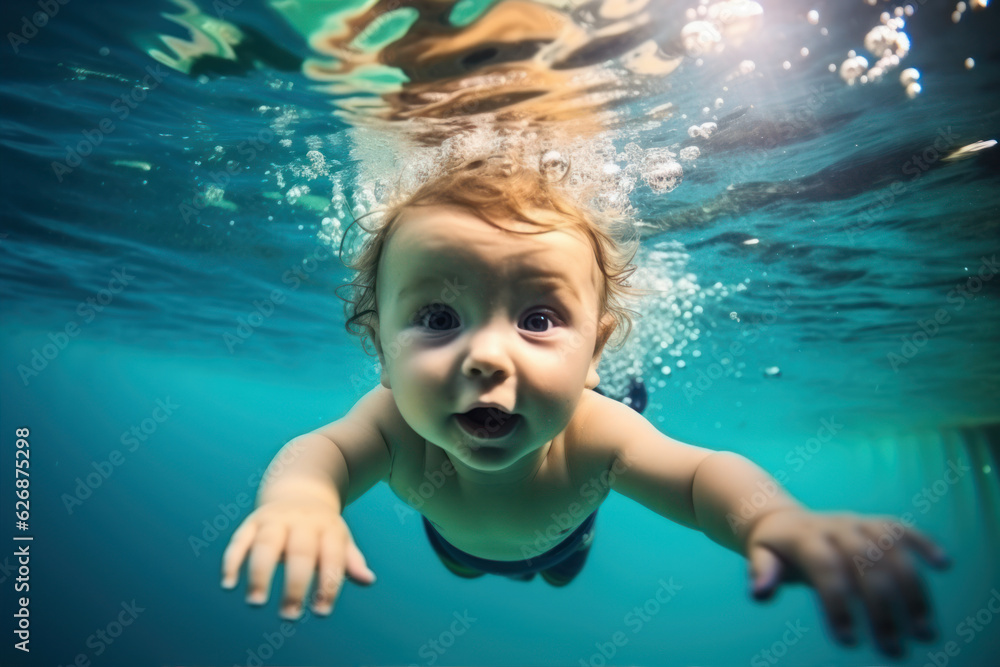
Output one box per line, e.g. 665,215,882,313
521,310,561,333
413,304,459,331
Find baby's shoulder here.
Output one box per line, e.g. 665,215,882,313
561,389,622,474
365,386,419,456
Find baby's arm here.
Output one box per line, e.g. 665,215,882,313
221,385,394,618
581,392,949,656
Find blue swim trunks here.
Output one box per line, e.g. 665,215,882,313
422,510,597,583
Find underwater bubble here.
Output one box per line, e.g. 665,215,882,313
864,25,901,57
895,32,910,56
643,158,683,194
839,55,868,84
900,67,920,85
681,20,722,57
965,57,975,69
782,60,791,70
707,0,764,29
539,150,570,181
906,82,921,98
688,125,704,138
763,366,781,377
807,10,819,24
699,122,717,137
679,146,701,161
661,366,672,376
677,359,686,368
739,59,756,74
800,47,809,57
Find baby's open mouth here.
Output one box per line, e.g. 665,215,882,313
455,407,521,439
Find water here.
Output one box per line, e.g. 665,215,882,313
1,0,998,665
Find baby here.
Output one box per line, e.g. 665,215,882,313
221,155,949,657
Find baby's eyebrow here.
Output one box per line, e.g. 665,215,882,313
397,272,575,300
396,277,445,301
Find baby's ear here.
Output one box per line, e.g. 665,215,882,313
593,312,616,360
586,313,615,389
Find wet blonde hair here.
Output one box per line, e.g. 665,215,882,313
336,154,649,358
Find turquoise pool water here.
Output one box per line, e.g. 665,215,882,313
2,1,998,666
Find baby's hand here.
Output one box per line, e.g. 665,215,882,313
744,508,950,657
221,499,376,619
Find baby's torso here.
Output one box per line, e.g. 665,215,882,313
381,392,616,561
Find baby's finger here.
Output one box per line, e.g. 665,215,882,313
901,527,951,569
889,555,936,641
221,520,259,588
311,530,346,616
246,522,288,606
798,539,858,645
280,527,319,619
857,567,906,656
343,535,376,586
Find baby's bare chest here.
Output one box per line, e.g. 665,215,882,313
387,437,614,560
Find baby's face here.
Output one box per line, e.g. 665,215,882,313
373,204,608,476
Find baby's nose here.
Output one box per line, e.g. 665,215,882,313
462,350,510,379
461,332,513,380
